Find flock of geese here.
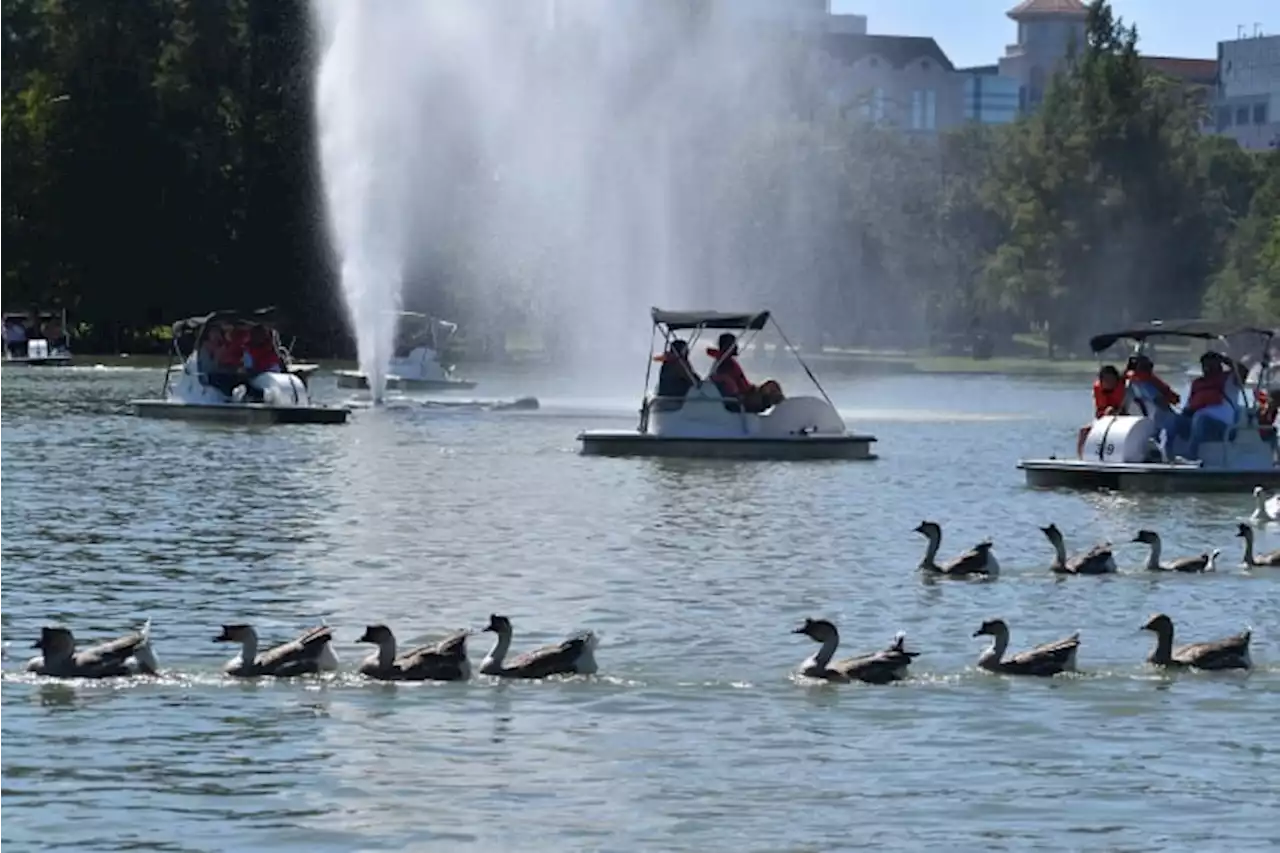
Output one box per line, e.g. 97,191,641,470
18,490,1279,687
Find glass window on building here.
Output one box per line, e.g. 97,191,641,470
925,89,937,130
911,89,923,129
1237,106,1250,125
1217,106,1232,130
1254,102,1268,125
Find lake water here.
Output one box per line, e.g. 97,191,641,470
2,364,1277,852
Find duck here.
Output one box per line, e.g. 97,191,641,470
1140,613,1252,671
478,614,598,678
1249,485,1280,523
1236,522,1280,567
214,624,339,677
25,620,160,678
1040,523,1116,575
912,521,999,577
972,618,1079,677
356,624,470,681
1131,530,1218,572
792,618,918,684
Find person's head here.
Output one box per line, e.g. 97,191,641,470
1098,364,1120,390
1200,351,1223,375
1133,354,1153,374
668,338,688,359
717,333,738,357
249,324,268,345
206,325,224,345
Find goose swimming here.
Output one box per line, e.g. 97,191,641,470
1249,485,1280,523
356,624,470,681
1131,530,1218,573
479,614,598,678
1236,522,1280,567
25,620,160,678
792,618,918,684
913,521,999,577
1040,523,1116,575
972,618,1079,677
1141,613,1252,671
214,624,339,677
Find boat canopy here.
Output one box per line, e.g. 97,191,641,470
172,306,279,339
1089,320,1274,354
650,308,771,331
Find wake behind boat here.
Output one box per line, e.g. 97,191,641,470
334,312,476,392
577,308,876,460
131,307,348,425
1019,320,1280,492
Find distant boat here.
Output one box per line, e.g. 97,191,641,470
334,312,477,392
2,308,73,367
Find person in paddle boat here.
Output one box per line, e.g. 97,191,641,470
1168,351,1236,462
1124,353,1180,442
653,338,701,411
1077,364,1124,458
707,332,785,414
241,324,283,402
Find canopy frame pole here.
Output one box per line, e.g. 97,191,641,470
772,317,837,411
640,322,662,433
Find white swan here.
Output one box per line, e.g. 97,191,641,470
1249,486,1280,523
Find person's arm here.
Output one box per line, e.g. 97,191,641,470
1153,376,1180,406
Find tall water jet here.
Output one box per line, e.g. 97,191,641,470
312,0,413,403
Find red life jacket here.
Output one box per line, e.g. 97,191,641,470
246,339,280,372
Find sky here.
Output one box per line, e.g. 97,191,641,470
833,0,1275,68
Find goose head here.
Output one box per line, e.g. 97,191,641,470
356,624,395,645
912,521,941,540
972,618,1009,639
213,624,257,644
32,627,75,661
1140,613,1174,636
483,614,513,635
1039,523,1063,544
792,618,839,644
1253,485,1266,499
1132,529,1160,545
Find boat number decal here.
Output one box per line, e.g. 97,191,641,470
1105,443,1115,455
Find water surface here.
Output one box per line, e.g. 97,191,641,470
3,365,1277,852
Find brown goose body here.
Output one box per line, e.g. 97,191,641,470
25,622,160,679
1142,613,1252,671
1042,524,1116,575
216,624,338,677
913,521,999,578
479,615,598,679
357,625,470,681
794,619,918,684
974,618,1079,677
1132,530,1217,573
1236,523,1280,567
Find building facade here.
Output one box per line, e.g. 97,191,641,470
997,0,1087,112
816,34,961,132
959,65,1021,124
1214,34,1280,151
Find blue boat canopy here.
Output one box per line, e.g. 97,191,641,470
650,308,771,331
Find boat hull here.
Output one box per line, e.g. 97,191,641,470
578,430,877,460
4,355,73,367
1019,458,1280,492
334,371,476,392
131,400,349,425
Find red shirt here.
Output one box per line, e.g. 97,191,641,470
1186,372,1227,412
1093,380,1125,418
246,339,281,372
1124,369,1180,406
708,349,751,397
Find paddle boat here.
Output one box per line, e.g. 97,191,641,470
131,308,349,425
577,308,876,460
3,309,73,367
1019,320,1280,492
334,312,476,392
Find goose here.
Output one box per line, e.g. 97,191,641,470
972,618,1079,677
479,614,598,678
1236,523,1280,567
25,620,160,678
912,521,999,577
1141,613,1252,671
214,624,339,677
1131,530,1218,572
1249,485,1280,523
792,618,918,684
356,624,470,681
1040,523,1116,574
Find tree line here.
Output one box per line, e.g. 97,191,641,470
3,0,1277,358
